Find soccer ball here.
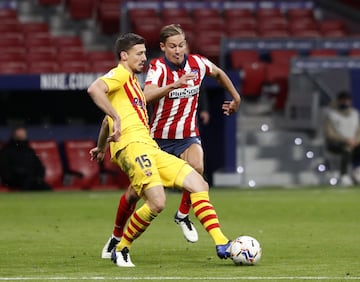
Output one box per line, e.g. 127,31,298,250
229,235,262,266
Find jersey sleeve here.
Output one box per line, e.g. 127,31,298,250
100,67,123,93
145,59,164,87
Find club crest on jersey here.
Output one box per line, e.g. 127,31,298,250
191,69,199,81
169,85,200,99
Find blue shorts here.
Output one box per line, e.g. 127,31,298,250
154,137,202,158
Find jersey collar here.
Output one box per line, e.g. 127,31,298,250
164,54,188,71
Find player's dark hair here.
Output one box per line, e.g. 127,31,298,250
160,24,185,43
114,33,145,60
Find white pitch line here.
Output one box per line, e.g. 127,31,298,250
1,277,360,281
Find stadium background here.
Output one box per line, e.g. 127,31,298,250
1,0,360,189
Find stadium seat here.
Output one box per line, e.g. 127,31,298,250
0,8,18,20
0,33,24,48
96,2,121,34
230,50,260,70
58,61,91,73
258,17,288,32
89,60,116,73
193,17,225,33
193,33,222,64
287,8,314,20
162,8,190,21
28,61,59,74
309,49,338,57
256,8,282,20
259,29,289,38
348,49,360,57
319,20,348,36
132,18,162,49
29,140,64,189
27,47,57,62
88,50,115,61
264,64,290,110
162,16,194,33
52,36,83,49
223,8,254,20
21,22,49,34
67,0,96,19
270,49,298,65
0,62,27,74
240,62,267,97
191,8,220,19
63,140,101,189
25,34,54,48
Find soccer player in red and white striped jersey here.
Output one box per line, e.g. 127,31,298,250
100,24,240,258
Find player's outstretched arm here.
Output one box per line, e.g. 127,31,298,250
210,64,241,116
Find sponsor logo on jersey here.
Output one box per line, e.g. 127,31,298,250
169,85,200,99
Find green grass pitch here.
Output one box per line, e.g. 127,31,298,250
0,187,359,281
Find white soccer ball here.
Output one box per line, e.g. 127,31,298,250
230,235,262,266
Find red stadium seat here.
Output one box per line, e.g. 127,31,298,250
257,17,288,34
256,8,282,20
264,63,290,110
28,61,59,74
259,29,289,38
0,62,27,74
89,60,117,73
226,29,258,39
230,50,260,70
0,8,18,20
223,8,254,20
309,49,338,57
192,8,220,19
25,34,54,48
240,62,267,97
319,20,348,36
21,22,49,34
63,140,100,189
52,36,83,49
162,8,190,21
67,0,96,19
27,47,57,62
29,141,64,189
193,33,222,64
57,49,87,62
96,1,121,34
88,50,116,61
162,16,194,33
287,8,314,20
132,18,162,49
270,49,298,65
0,33,24,48
58,61,91,73
348,49,360,57
193,17,225,33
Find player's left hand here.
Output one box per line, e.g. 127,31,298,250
222,100,240,116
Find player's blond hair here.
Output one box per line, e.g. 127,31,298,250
159,24,185,43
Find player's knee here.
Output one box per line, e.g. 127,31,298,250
148,200,166,214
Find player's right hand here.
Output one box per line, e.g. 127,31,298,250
89,147,105,162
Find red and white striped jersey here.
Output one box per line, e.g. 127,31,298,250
145,54,212,139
